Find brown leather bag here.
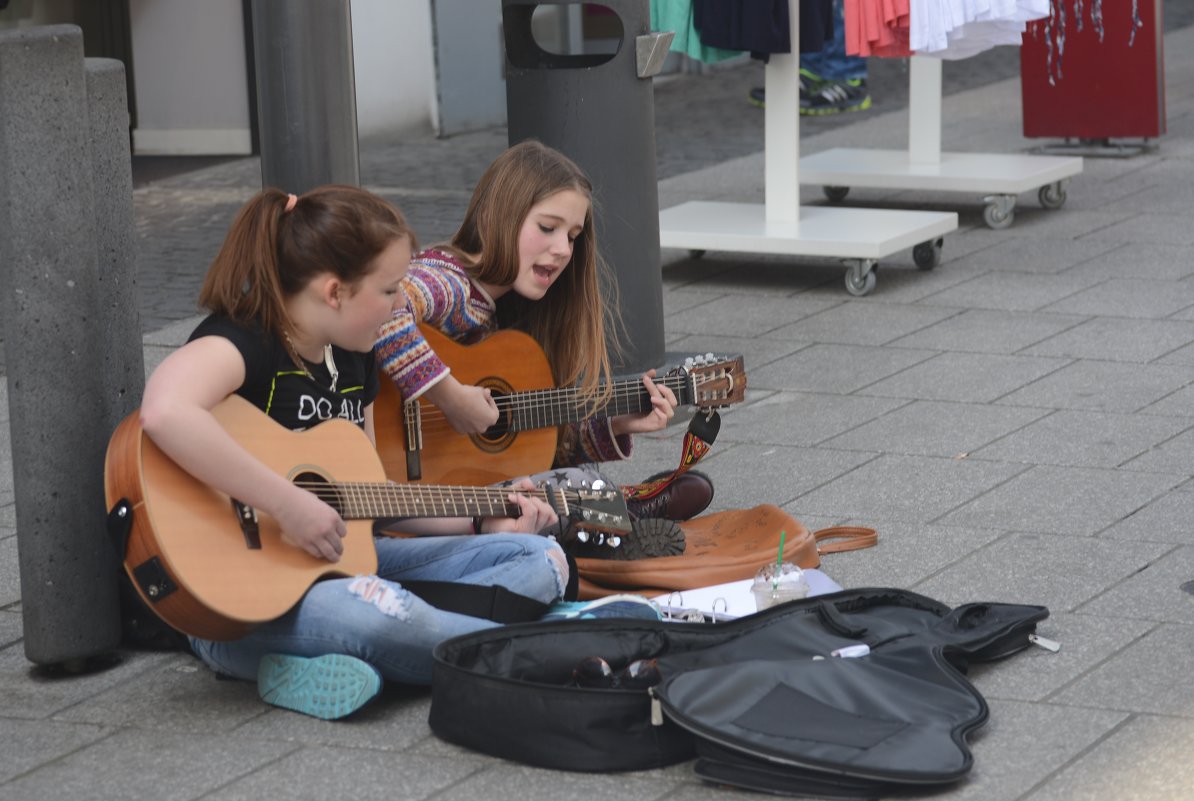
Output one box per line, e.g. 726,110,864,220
575,504,877,600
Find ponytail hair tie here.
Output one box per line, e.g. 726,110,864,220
284,193,298,212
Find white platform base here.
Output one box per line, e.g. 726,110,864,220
659,201,958,260
799,148,1084,195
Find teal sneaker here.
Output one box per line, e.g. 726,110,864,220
257,653,382,720
543,594,663,622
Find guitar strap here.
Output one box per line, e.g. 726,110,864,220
400,580,552,623
620,410,721,504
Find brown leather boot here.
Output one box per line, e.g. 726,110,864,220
625,470,714,521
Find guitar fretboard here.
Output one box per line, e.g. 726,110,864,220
294,481,564,519
495,374,695,432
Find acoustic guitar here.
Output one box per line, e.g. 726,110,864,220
374,325,747,485
104,395,630,641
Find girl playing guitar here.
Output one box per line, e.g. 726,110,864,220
138,186,567,719
375,141,715,538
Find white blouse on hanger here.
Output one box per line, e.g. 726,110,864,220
910,0,1050,59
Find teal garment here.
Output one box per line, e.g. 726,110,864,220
651,0,742,64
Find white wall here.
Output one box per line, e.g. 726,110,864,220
129,0,251,155
125,0,435,155
352,0,437,140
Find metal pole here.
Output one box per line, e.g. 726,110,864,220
250,0,360,192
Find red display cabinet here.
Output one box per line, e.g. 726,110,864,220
1020,0,1165,140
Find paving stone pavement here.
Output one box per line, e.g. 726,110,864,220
4,10,1194,801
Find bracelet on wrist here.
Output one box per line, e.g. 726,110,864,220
471,516,485,535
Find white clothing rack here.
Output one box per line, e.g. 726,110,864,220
658,16,958,297
800,56,1085,228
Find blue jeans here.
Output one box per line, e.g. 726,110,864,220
800,0,866,82
189,533,566,685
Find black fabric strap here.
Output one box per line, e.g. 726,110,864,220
401,580,549,624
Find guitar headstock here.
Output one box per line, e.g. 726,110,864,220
671,353,747,409
564,486,632,540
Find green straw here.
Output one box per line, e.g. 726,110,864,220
773,530,787,590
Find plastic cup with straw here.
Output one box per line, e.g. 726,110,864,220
772,530,787,592
752,529,808,611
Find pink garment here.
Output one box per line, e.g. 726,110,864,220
845,0,912,58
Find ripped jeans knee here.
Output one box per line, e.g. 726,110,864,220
347,575,412,620
545,539,570,598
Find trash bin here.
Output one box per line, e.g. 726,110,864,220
1021,0,1165,142
502,0,673,375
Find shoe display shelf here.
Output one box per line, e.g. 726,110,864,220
800,56,1084,230
658,16,957,297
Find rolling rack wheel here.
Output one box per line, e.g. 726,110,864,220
823,185,850,203
843,258,878,297
1038,180,1068,210
982,194,1016,230
912,237,944,270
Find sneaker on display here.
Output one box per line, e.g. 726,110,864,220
747,69,824,111
257,653,382,720
802,78,872,116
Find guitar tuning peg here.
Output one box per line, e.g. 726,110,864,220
705,352,714,361
594,532,607,546
608,536,621,548
591,479,606,491
576,531,590,543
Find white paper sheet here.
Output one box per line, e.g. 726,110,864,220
652,568,842,622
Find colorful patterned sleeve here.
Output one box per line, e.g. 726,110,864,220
374,254,477,401
553,418,632,467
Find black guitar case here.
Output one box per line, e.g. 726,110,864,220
430,587,1048,797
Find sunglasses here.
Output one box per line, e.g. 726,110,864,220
571,656,662,690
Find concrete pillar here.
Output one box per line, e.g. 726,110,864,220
0,26,123,666
86,57,145,435
251,0,360,192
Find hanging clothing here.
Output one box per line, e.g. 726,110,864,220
910,0,1050,59
692,0,835,60
651,0,742,64
845,0,913,58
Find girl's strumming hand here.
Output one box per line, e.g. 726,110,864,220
427,375,500,434
480,479,559,535
273,487,348,562
610,370,678,436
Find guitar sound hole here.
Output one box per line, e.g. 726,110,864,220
481,393,511,442
293,471,343,516
471,389,516,453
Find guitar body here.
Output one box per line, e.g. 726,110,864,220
105,396,381,641
374,325,561,485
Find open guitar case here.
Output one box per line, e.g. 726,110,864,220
430,587,1049,798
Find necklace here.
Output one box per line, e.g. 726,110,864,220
283,334,339,392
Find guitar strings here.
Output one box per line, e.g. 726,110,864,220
291,481,605,520
396,371,733,432
400,382,685,435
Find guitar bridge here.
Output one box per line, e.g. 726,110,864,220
404,401,423,480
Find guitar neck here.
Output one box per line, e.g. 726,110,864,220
499,374,694,431
300,481,559,520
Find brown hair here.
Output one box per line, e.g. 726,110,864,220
442,140,618,408
199,185,415,341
